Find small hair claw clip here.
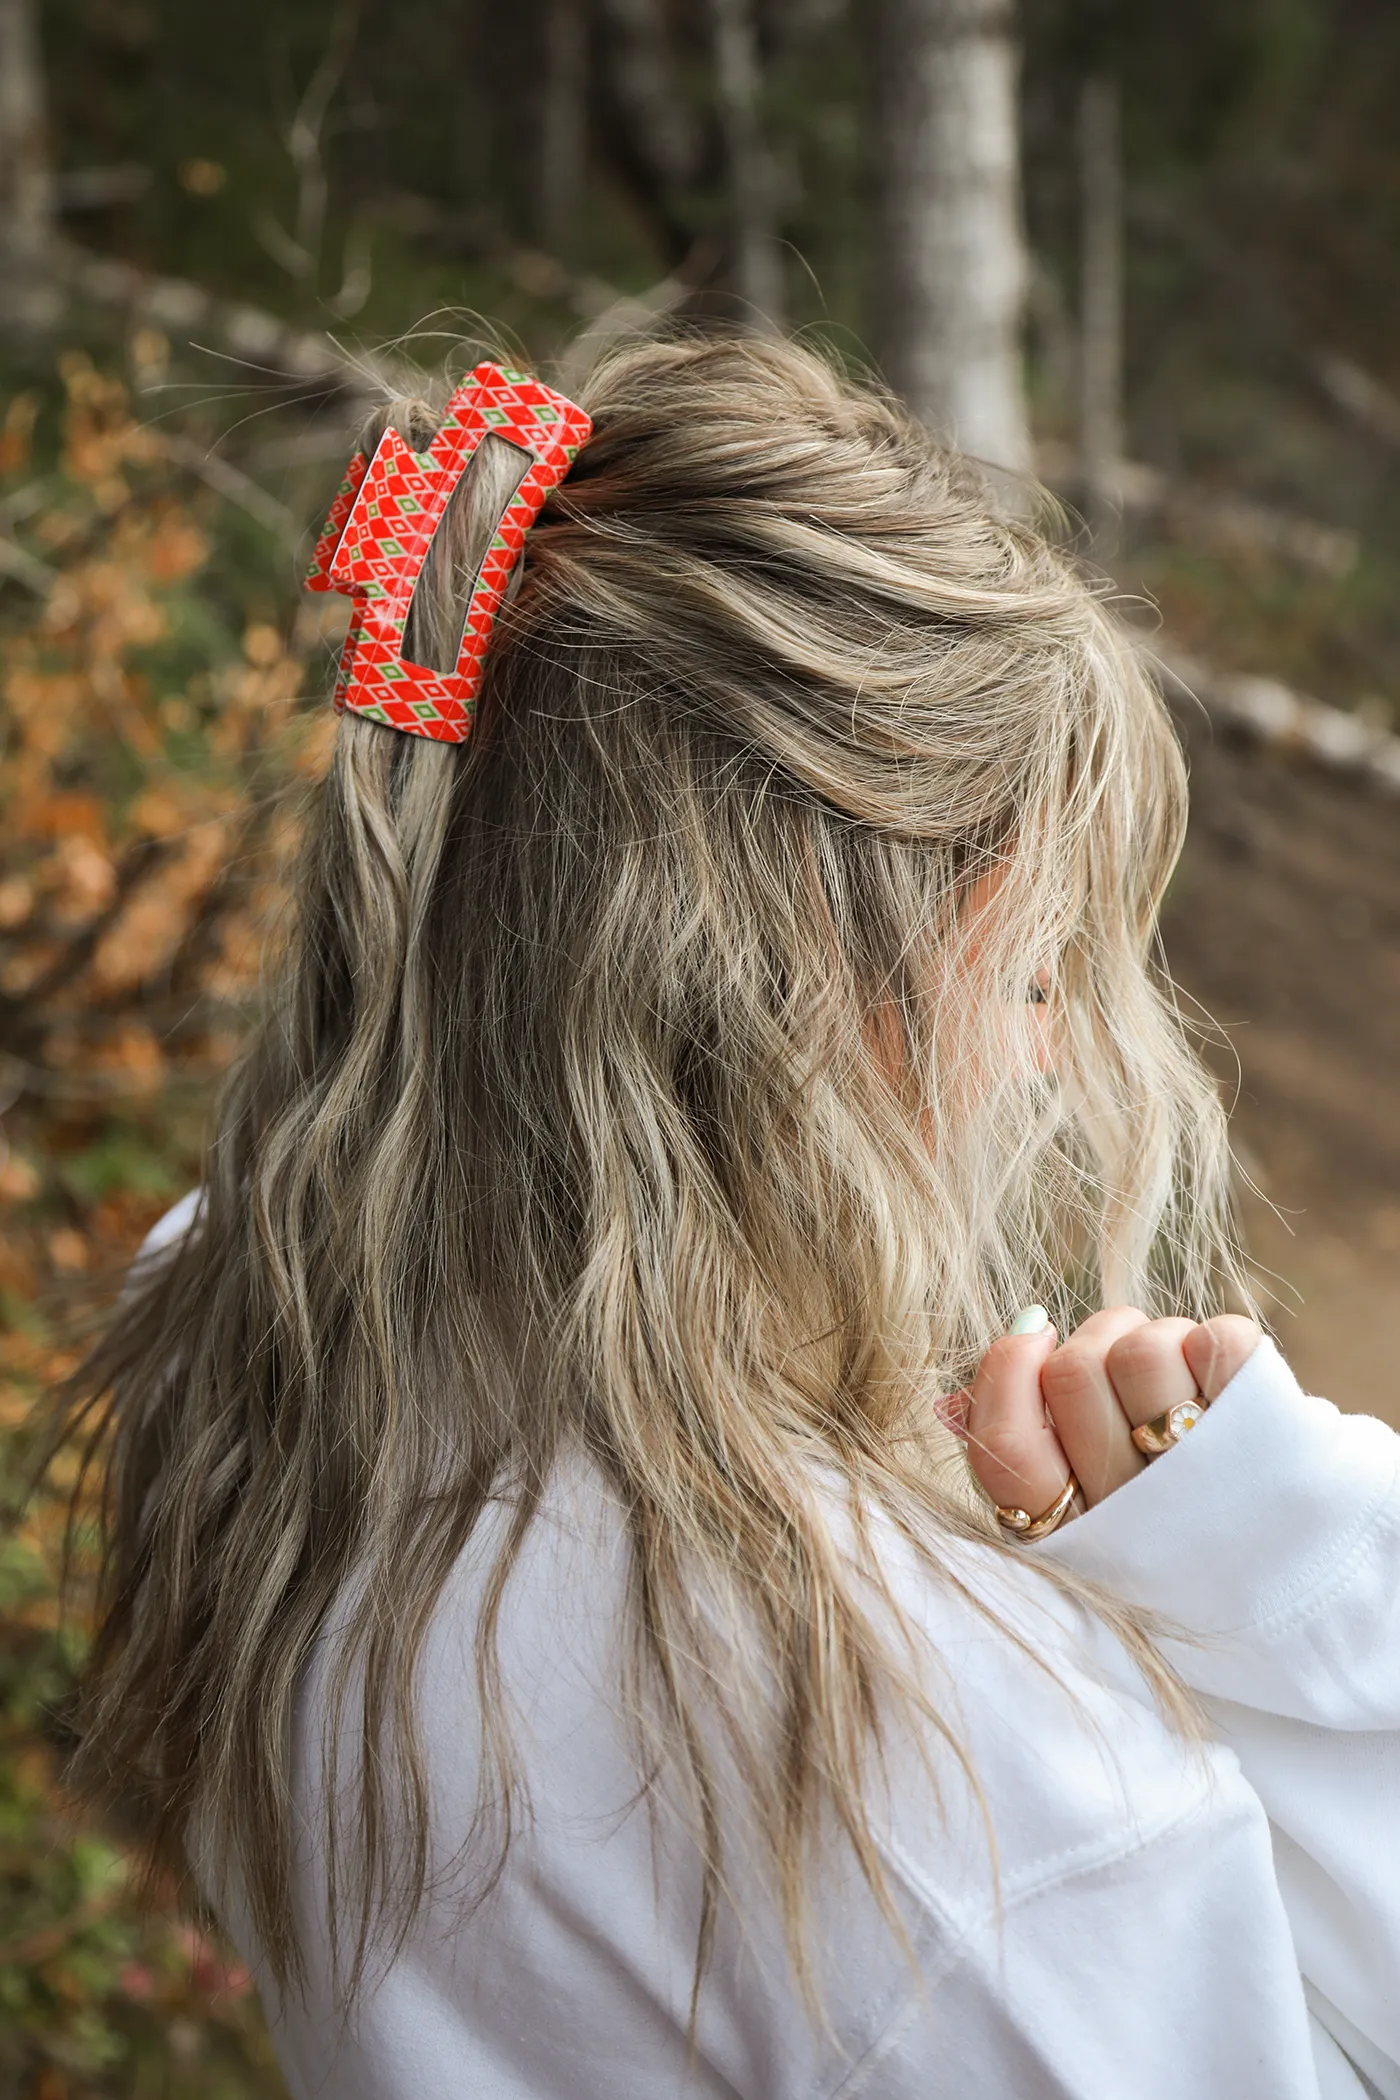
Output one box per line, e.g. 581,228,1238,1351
306,362,592,743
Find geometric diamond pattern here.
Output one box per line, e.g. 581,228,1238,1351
304,362,592,743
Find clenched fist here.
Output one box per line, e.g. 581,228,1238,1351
958,1310,1263,1527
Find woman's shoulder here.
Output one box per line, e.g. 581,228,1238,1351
830,1496,1229,1929
288,1439,1250,2098
411,1445,1229,1932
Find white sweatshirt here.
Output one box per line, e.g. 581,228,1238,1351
172,1251,1396,2099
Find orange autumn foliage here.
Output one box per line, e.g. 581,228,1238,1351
0,350,324,2100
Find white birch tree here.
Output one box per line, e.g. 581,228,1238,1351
872,0,1031,475
0,0,55,268
708,0,785,327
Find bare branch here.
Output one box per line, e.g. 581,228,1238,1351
374,187,716,331
244,429,360,472
0,534,55,595
329,215,373,319
1157,651,1400,796
253,211,315,283
52,163,150,211
1037,442,1358,580
0,478,54,530
1315,355,1400,450
259,0,360,291
13,239,405,399
160,434,300,547
556,244,718,388
288,4,359,264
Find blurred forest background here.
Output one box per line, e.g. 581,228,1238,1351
1,0,1399,2091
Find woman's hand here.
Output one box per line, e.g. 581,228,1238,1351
959,1310,1263,1524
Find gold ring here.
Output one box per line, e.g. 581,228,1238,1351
1130,1398,1208,1457
994,1473,1080,1541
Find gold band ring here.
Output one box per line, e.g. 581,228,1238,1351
1130,1398,1208,1458
994,1473,1080,1541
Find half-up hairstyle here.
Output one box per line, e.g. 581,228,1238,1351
60,331,1243,2020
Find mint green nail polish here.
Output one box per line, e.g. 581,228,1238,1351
1009,1304,1051,1337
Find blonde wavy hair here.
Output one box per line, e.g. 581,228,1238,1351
63,332,1244,2022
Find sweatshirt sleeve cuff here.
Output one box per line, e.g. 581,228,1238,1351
126,1186,204,1285
1032,1336,1400,1638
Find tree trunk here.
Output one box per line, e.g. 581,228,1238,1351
1078,73,1124,540
708,0,784,327
592,0,700,260
538,0,587,253
872,0,1031,475
0,0,54,265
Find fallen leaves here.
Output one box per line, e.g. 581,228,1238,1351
1,349,307,2098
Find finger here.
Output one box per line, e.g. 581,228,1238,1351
1182,1315,1264,1403
935,1387,971,1440
1103,1318,1202,1427
965,1326,1070,1519
1040,1306,1151,1505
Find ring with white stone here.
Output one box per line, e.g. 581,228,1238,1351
1130,1397,1208,1458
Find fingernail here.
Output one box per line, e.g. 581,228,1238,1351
1008,1304,1051,1337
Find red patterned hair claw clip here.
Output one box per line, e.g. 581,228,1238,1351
305,362,591,743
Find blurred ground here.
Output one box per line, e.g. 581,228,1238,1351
1164,703,1400,1428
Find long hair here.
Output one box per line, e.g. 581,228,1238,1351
60,332,1243,2017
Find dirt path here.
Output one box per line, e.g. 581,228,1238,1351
1162,704,1400,1427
